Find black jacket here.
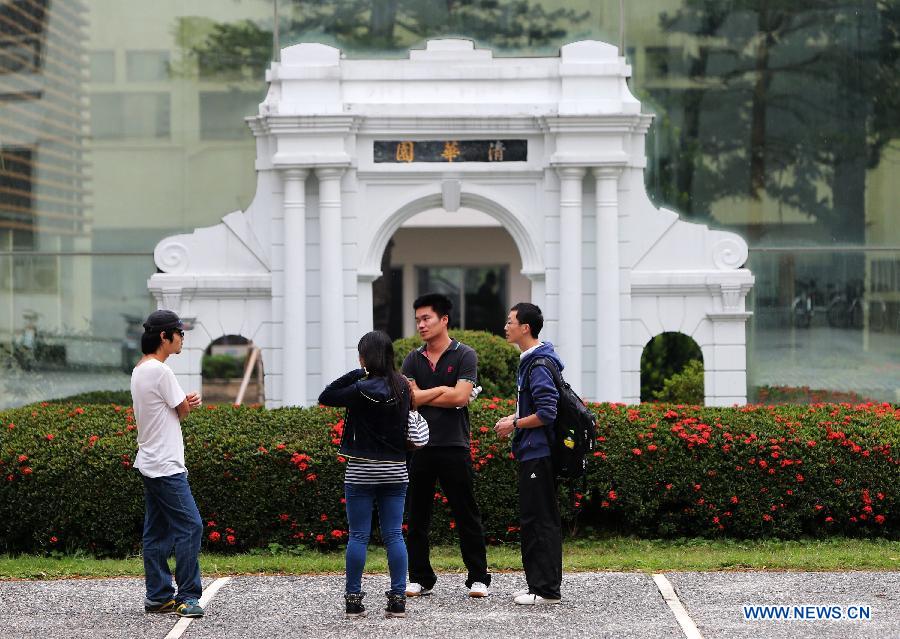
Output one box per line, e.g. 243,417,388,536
318,368,410,462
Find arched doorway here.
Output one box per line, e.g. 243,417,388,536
201,335,264,405
373,206,530,339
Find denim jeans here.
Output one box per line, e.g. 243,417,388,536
140,471,203,603
344,482,408,595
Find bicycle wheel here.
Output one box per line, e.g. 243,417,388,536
869,301,886,332
827,299,848,328
792,299,811,328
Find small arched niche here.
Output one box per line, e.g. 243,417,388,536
640,332,704,404
201,335,264,405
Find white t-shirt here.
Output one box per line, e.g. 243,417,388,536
131,358,187,478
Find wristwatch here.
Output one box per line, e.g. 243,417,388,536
512,417,519,429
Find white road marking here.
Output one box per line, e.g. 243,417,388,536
653,573,704,639
163,576,232,639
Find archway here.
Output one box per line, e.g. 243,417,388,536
360,187,544,342
640,332,704,404
374,206,530,339
201,334,264,405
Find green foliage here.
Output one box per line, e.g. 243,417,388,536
1,400,897,556
202,354,246,379
653,360,705,405
640,333,703,401
392,330,520,398
47,390,133,405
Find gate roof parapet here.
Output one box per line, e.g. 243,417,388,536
261,38,639,119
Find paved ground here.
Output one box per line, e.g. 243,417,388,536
0,571,897,639
751,327,900,402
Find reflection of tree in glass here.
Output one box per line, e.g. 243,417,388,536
645,0,899,244
186,0,589,81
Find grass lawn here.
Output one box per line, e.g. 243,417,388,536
2,537,898,580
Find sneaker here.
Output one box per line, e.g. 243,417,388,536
405,582,432,597
511,589,529,598
468,582,490,598
385,591,407,618
174,599,205,618
514,593,561,605
144,598,176,614
344,591,367,619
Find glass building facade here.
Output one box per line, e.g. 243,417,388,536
1,0,898,407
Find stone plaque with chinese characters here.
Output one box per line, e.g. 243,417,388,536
374,140,527,163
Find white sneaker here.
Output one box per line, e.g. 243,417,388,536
512,588,529,598
405,582,433,597
468,582,490,598
514,593,561,605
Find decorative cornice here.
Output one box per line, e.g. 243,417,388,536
706,312,753,322
540,115,647,133
148,274,272,299
247,115,360,137
630,270,755,297
550,153,630,168
357,270,382,283
356,116,544,135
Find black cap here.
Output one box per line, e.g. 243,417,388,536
143,309,185,333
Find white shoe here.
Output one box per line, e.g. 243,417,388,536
514,593,561,605
468,582,490,598
405,582,433,597
512,588,529,598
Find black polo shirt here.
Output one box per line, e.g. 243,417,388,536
401,339,478,449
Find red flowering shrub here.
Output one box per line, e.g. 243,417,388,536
0,399,896,556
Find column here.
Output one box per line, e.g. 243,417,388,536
594,167,622,401
282,168,308,406
356,272,378,337
317,167,346,385
556,166,585,391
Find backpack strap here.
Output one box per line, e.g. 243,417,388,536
523,356,562,393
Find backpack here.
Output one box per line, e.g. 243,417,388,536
523,357,597,480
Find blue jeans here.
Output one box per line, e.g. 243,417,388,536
344,482,408,595
140,471,203,603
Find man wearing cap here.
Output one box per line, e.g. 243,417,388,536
131,310,205,618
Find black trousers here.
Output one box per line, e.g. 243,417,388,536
407,446,491,589
518,456,562,599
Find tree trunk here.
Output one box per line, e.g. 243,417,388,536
369,0,399,47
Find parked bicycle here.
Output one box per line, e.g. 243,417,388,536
826,279,887,331
791,279,834,328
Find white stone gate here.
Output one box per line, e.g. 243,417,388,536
148,39,754,407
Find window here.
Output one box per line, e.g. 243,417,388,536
90,51,115,82
90,92,170,139
416,266,507,334
126,51,169,82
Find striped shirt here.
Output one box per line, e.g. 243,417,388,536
344,411,429,484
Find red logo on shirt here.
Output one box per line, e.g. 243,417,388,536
447,366,454,373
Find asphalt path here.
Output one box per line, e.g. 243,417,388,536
0,570,897,639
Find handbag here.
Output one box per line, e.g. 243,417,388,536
406,410,429,450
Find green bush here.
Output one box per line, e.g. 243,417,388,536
393,330,520,398
48,390,133,405
653,360,705,404
640,333,703,401
202,354,246,379
1,399,897,556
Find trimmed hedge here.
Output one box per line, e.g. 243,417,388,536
0,400,897,556
393,330,520,398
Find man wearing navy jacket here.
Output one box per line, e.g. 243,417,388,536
494,302,563,605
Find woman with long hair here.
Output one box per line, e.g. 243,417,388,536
318,330,428,619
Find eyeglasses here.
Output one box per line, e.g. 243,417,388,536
173,329,184,337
